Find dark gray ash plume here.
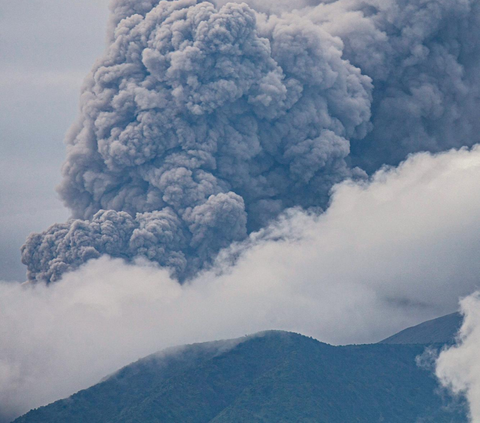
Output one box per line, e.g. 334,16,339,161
21,0,480,283
303,0,480,171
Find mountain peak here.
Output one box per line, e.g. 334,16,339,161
380,313,463,345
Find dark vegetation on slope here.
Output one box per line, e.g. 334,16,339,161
14,331,466,423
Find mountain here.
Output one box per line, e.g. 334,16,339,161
14,330,466,423
380,313,462,345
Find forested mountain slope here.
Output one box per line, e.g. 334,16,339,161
14,331,466,423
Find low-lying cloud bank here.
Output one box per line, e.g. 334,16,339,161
437,293,480,423
2,146,480,421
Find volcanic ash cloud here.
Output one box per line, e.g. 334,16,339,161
21,0,480,283
21,0,372,283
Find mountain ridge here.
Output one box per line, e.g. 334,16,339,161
14,329,467,423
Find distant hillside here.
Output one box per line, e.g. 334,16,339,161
380,313,463,345
14,331,466,423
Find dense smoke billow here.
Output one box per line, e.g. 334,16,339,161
21,0,480,283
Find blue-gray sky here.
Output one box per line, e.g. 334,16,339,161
0,0,109,281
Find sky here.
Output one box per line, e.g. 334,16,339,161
0,0,110,281
1,0,480,422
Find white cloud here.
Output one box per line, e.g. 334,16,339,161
436,292,480,423
1,146,480,421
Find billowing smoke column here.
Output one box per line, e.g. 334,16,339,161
22,0,480,283
21,0,372,282
307,0,480,171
